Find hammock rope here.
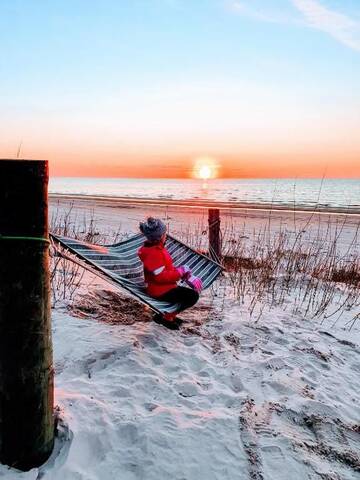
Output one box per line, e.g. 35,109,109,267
0,235,50,245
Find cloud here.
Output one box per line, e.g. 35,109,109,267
230,1,299,25
291,0,360,51
230,0,360,52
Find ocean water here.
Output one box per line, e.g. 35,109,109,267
49,177,360,212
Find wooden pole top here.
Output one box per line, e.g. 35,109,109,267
0,159,49,238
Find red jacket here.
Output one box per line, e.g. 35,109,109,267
138,241,181,297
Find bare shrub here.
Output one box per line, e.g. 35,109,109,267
50,244,86,307
50,201,124,244
49,204,125,307
218,211,359,327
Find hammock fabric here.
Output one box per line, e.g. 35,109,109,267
50,233,223,314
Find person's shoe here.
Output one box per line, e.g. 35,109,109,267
153,312,182,330
163,312,183,327
164,312,183,327
163,312,177,322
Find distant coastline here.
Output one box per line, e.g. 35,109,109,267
49,177,360,215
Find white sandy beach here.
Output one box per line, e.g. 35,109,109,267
1,195,359,480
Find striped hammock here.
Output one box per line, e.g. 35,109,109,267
50,233,223,314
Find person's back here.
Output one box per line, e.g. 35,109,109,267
138,239,180,297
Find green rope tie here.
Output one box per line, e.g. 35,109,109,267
0,235,50,245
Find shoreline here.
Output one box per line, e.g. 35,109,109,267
50,192,360,216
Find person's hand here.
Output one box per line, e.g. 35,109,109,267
176,265,192,279
186,275,203,292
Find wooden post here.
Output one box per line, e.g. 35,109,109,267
208,208,221,261
0,159,54,470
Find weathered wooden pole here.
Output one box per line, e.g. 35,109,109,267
208,208,221,261
0,159,54,470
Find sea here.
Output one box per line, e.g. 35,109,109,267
49,177,360,213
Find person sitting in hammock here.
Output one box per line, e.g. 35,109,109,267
138,217,202,330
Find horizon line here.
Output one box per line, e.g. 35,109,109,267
49,175,360,180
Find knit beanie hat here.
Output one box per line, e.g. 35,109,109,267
139,217,166,241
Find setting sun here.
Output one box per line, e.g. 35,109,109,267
199,165,212,180
192,157,219,180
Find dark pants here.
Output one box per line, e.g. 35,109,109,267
158,287,199,312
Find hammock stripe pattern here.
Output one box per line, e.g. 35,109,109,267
51,233,223,314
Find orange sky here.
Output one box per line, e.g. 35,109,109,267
46,151,359,178
2,84,358,178
1,1,360,179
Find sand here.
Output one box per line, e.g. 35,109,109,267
2,289,359,479
1,195,359,480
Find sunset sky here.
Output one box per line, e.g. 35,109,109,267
0,0,359,178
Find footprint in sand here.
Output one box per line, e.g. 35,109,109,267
238,399,280,480
230,373,244,393
262,356,290,371
176,381,200,398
